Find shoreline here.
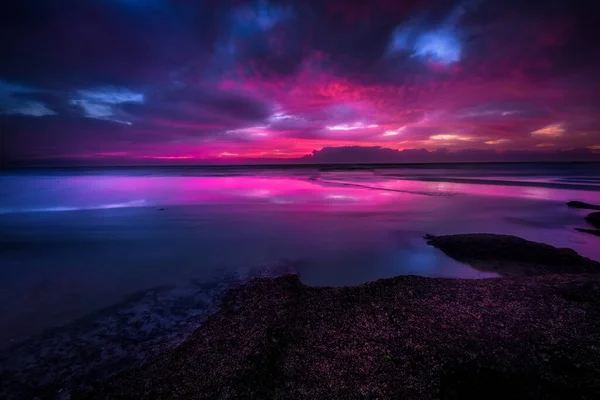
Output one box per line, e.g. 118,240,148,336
0,264,297,399
78,271,600,399
395,176,600,192
2,233,599,399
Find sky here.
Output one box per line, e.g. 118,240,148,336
2,0,600,165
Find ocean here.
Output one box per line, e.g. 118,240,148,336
1,163,600,372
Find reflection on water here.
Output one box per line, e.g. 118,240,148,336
1,167,600,344
0,175,454,213
2,171,599,213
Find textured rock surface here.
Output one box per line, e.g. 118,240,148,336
5,235,600,399
567,201,600,210
0,264,297,400
76,273,600,399
425,233,600,276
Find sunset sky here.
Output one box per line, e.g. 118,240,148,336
2,0,600,165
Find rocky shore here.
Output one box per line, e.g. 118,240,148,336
74,234,600,400
567,201,600,210
424,233,600,276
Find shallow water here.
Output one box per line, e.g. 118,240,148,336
1,163,600,346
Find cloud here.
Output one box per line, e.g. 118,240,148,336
531,123,565,137
2,0,600,165
67,87,144,124
0,80,56,117
120,85,272,136
485,139,511,145
326,122,379,131
429,134,473,141
302,145,600,164
389,24,462,64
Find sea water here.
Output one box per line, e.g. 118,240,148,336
1,163,600,346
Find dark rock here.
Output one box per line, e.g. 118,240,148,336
424,233,600,276
575,228,600,237
75,273,600,399
158,208,165,211
585,212,600,228
567,201,600,210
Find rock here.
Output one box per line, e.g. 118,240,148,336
575,228,600,237
568,204,600,235
424,233,600,276
585,212,600,229
158,208,165,211
567,201,600,210
74,273,600,399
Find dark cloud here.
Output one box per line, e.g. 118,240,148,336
4,0,599,88
119,85,272,136
2,0,600,165
1,0,221,87
455,101,552,120
2,85,274,163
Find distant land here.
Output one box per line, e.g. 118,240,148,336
4,146,600,168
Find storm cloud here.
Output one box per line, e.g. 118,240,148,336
2,0,600,165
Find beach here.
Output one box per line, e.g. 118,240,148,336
1,163,600,398
77,270,600,399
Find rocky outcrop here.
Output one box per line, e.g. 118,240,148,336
585,212,600,229
424,233,600,276
76,273,600,399
567,201,600,210
568,202,600,236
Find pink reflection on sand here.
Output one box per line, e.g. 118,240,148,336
1,175,406,213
